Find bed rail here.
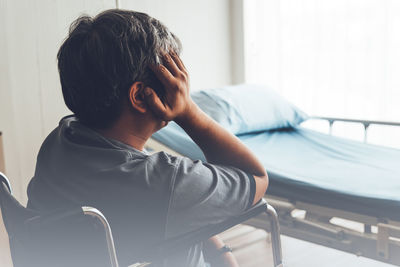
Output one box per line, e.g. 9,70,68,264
310,116,400,143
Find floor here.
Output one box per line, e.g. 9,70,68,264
220,224,394,267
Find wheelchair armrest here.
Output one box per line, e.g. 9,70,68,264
145,199,269,260
24,206,119,267
9,205,120,267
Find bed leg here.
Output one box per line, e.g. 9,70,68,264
265,204,283,267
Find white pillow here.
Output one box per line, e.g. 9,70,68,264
191,84,308,135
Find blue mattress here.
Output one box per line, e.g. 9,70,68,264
152,122,400,221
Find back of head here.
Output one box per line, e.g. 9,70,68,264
57,9,182,129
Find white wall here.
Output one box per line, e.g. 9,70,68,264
0,0,234,205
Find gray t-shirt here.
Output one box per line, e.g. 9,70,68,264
27,116,255,267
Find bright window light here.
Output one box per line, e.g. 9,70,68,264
244,0,400,148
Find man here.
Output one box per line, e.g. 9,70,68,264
27,9,268,267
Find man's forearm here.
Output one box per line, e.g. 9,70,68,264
175,101,266,177
146,53,268,204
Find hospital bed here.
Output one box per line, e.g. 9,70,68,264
145,85,400,266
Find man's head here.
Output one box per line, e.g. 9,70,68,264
57,9,182,129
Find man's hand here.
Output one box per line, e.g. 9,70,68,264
145,52,192,122
146,52,268,205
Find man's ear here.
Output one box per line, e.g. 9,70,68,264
128,82,147,113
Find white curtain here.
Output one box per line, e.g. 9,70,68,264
244,0,400,148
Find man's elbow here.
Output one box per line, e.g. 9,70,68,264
252,171,269,205
260,172,269,194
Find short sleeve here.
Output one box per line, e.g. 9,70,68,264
165,156,256,238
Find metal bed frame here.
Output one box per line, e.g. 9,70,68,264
312,116,400,143
146,116,400,266
247,117,400,266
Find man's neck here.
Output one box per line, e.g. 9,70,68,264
97,114,156,151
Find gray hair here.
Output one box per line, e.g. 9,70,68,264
57,9,182,128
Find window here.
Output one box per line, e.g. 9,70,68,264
244,0,400,148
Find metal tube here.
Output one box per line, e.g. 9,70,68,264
82,207,119,267
265,204,283,267
328,120,334,135
363,123,370,143
311,116,400,127
0,172,12,194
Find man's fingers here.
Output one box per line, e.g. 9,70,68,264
170,52,187,74
162,53,180,76
144,87,171,120
150,64,176,89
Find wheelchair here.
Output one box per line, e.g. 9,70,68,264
0,172,283,267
